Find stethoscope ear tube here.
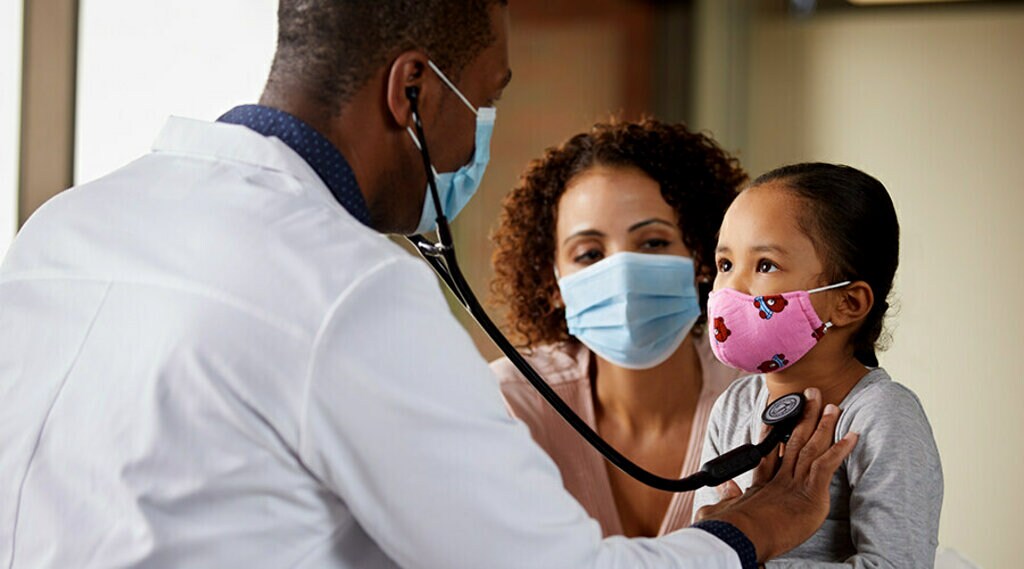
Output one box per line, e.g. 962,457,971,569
403,89,806,492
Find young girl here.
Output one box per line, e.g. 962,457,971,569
694,163,943,567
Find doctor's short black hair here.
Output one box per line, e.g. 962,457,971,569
268,0,507,113
491,119,747,348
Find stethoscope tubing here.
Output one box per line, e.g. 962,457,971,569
403,85,798,492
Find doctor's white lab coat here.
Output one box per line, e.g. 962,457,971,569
0,116,743,568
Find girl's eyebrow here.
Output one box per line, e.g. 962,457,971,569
751,244,789,255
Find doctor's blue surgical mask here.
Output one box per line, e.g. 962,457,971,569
408,61,496,235
557,252,702,370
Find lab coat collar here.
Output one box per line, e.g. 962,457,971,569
153,115,312,179
217,105,372,227
152,116,358,221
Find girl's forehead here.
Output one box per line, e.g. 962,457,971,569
721,184,812,249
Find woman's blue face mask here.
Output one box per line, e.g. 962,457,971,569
557,252,701,370
407,60,496,235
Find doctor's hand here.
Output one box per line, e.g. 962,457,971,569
695,388,858,563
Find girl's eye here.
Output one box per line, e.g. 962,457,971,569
573,249,603,264
757,259,780,273
717,258,732,273
640,238,670,250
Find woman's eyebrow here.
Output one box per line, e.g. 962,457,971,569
627,218,676,232
562,229,605,246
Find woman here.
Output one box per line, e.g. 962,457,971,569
489,119,746,537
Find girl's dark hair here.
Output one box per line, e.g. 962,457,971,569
491,119,747,347
751,163,899,367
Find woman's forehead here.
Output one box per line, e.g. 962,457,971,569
556,166,674,231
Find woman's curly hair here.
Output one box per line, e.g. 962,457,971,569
490,119,747,348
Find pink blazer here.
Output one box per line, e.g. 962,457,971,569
490,334,739,537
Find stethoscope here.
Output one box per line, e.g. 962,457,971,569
403,85,805,492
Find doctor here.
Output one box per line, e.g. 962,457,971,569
0,1,855,568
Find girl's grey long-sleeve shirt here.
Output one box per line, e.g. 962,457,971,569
693,368,943,568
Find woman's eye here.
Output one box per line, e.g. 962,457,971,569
757,259,779,273
717,259,732,273
574,250,603,264
640,238,670,250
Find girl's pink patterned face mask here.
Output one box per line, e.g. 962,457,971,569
707,282,849,374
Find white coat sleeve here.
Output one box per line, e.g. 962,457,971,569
297,256,745,569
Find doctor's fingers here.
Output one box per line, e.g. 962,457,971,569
792,403,848,482
775,387,822,480
805,429,858,493
694,481,743,522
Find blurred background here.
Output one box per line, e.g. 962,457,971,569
4,0,1022,566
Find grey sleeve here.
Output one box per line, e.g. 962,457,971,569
767,384,943,569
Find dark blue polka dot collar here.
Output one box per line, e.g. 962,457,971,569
218,104,372,227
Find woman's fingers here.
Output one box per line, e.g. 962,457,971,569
777,387,822,479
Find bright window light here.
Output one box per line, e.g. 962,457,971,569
0,0,23,256
75,0,278,185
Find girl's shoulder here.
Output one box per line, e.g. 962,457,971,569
836,367,937,445
839,368,929,420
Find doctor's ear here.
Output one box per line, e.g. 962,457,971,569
829,281,874,329
386,51,432,129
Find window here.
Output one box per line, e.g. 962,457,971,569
0,0,23,256
75,0,277,185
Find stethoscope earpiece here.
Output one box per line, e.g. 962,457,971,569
405,85,420,103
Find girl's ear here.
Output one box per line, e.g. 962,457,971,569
831,281,874,328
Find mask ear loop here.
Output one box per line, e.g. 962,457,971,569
807,280,849,336
807,280,852,294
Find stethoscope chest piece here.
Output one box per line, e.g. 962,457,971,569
763,393,805,426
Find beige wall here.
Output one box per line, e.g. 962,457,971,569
698,3,1024,566
449,1,656,361
18,0,78,226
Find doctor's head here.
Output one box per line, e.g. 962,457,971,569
491,119,746,350
262,0,512,233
